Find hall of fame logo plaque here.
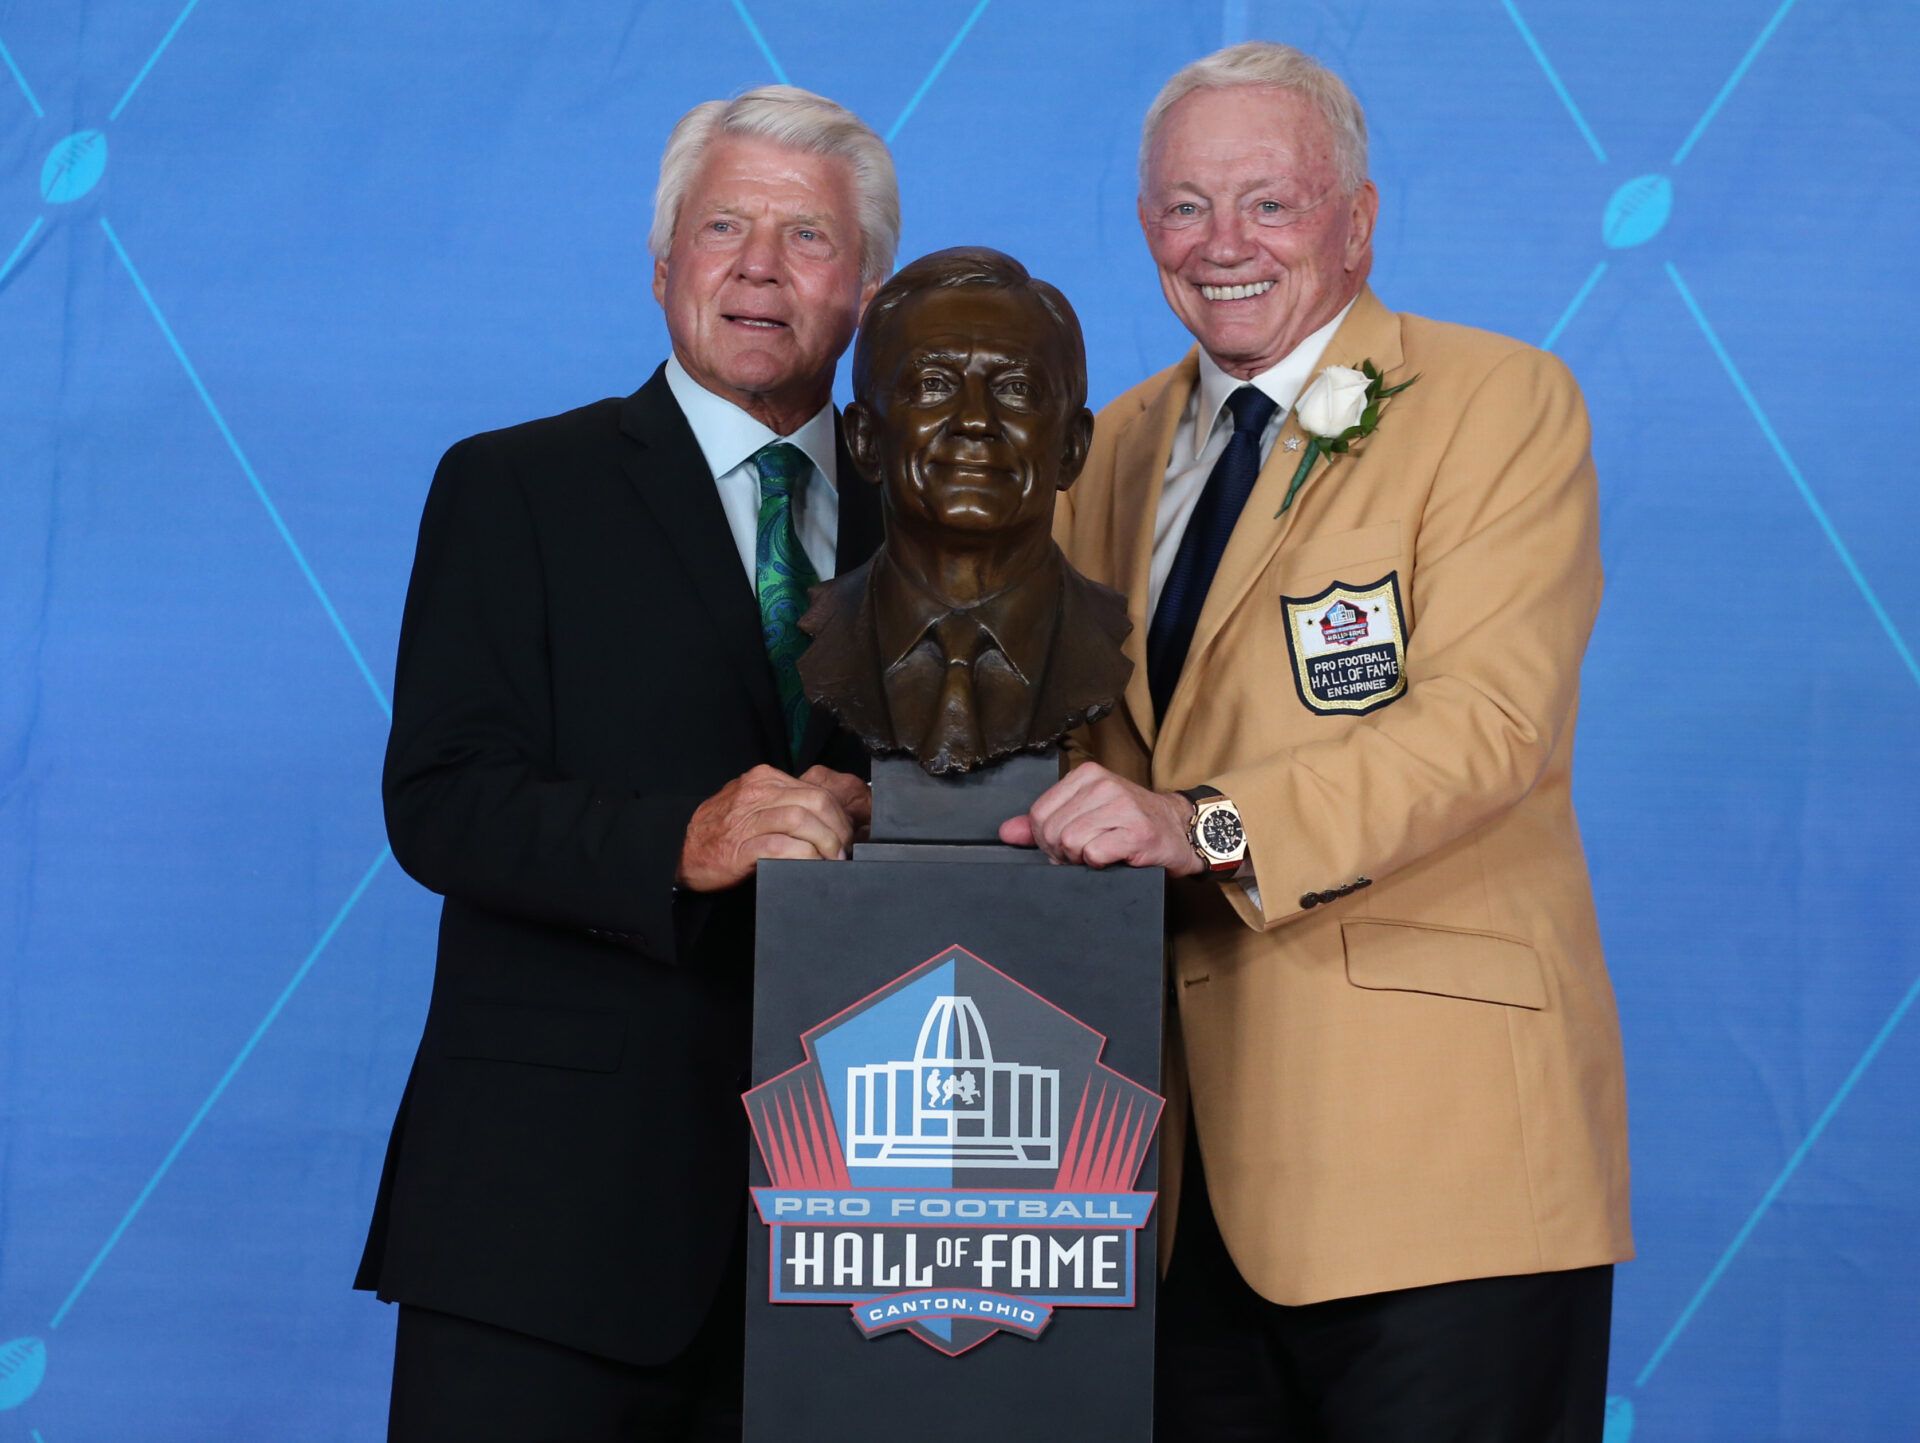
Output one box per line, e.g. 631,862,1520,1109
743,944,1163,1357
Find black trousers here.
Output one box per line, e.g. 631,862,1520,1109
1156,1136,1613,1443
387,1236,745,1442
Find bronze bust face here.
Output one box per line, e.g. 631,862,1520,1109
798,247,1131,774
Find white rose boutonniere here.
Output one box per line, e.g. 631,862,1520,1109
1294,365,1371,436
1276,359,1421,516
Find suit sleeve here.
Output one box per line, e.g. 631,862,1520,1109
382,436,709,963
1211,348,1602,929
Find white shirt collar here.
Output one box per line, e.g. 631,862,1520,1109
664,355,839,491
1193,295,1359,451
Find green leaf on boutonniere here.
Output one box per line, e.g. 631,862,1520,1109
1276,360,1423,517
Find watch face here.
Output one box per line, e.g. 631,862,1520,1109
1198,806,1245,859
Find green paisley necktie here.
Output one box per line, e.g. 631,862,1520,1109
752,441,821,759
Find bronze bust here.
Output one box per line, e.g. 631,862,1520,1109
798,247,1131,775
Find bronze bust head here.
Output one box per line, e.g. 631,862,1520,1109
798,246,1131,774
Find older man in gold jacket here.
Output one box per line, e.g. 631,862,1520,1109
1004,41,1632,1443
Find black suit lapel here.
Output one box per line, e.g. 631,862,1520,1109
615,366,786,762
794,423,885,774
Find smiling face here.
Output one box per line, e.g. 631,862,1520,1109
652,135,878,433
1139,85,1377,379
848,285,1092,552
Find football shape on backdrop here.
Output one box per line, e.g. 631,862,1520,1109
0,1335,48,1410
40,131,109,205
1602,174,1672,249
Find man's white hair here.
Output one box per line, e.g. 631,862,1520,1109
649,84,900,285
1139,42,1370,195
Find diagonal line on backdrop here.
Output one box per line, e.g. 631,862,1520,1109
0,32,45,118
1541,261,1608,352
1498,0,1608,164
109,0,205,122
886,0,993,145
1667,263,1919,689
48,845,393,1331
1635,966,1920,1387
1,215,45,289
728,0,791,85
1672,0,1801,166
99,216,394,718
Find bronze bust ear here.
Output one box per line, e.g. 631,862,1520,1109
798,246,1132,775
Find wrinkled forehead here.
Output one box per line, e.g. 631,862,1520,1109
1144,86,1339,193
875,285,1076,376
684,134,857,218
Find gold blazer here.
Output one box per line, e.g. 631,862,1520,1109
1059,287,1634,1305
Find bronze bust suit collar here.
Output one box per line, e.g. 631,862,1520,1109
798,554,1131,775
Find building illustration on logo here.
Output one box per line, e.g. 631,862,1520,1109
846,995,1059,1169
1320,598,1371,647
744,945,1163,1357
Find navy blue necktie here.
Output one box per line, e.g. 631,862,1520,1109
1147,384,1279,720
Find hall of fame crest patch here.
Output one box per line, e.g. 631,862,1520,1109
742,944,1163,1357
1282,574,1408,716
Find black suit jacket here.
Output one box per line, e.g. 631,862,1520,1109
355,364,882,1365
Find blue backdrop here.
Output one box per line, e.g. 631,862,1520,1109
2,1,1915,1438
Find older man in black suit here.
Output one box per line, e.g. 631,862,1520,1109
355,85,898,1441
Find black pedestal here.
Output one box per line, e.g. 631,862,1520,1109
867,750,1062,844
743,840,1165,1442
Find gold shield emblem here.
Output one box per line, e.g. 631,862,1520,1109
1281,573,1407,716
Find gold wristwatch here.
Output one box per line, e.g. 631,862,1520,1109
1178,785,1246,876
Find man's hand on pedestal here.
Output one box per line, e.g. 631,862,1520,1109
798,764,873,838
998,762,1203,876
678,764,870,891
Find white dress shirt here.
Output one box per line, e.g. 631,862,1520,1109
1147,297,1357,619
664,356,839,586
1149,298,1354,902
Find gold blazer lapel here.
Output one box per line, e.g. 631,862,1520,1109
1107,351,1199,749
1170,290,1407,721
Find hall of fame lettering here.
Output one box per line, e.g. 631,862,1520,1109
743,944,1163,1356
1281,573,1409,716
